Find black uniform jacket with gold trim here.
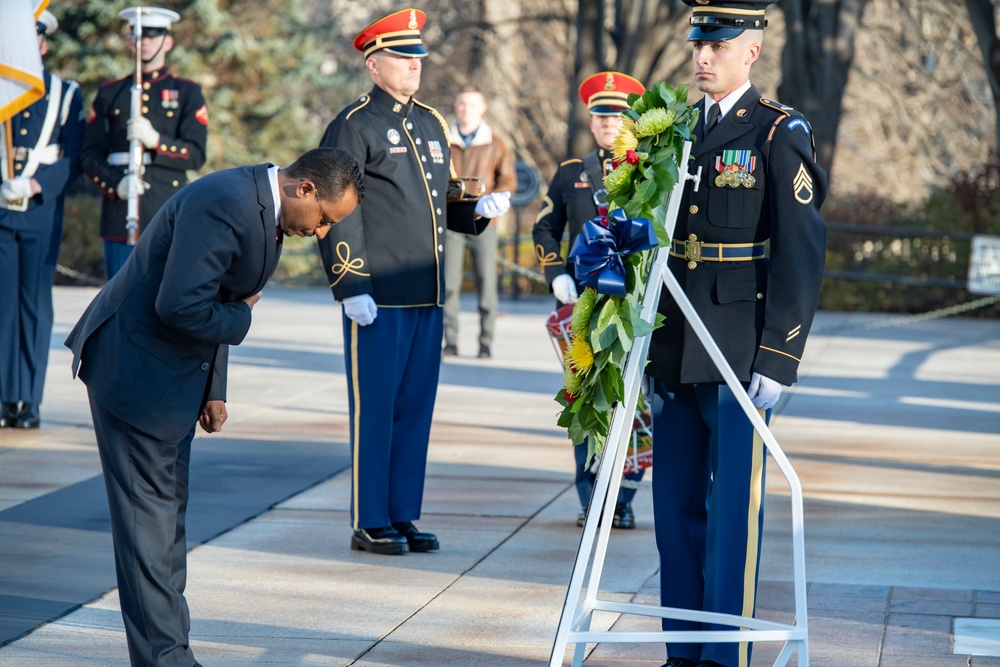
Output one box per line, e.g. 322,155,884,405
80,69,208,241
646,86,827,387
532,148,614,288
318,85,458,307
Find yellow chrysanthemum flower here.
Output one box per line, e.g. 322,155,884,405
571,288,597,338
634,108,676,138
565,335,595,374
604,162,635,199
611,125,638,161
563,364,582,395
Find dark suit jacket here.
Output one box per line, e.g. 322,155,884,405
65,164,280,442
647,86,827,387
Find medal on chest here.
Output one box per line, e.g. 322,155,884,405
428,140,444,164
714,150,756,188
161,89,179,109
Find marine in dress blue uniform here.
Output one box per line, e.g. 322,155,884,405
648,3,827,667
65,148,362,667
318,9,506,555
531,71,648,529
0,11,85,429
79,7,207,279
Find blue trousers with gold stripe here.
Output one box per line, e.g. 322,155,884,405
342,305,442,530
651,379,768,667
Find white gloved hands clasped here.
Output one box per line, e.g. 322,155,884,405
126,116,161,149
117,175,150,200
747,372,783,410
474,191,511,218
1,177,35,201
342,294,377,326
552,273,578,305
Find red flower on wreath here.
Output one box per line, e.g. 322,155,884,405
625,149,640,165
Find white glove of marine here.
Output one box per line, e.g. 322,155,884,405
552,273,578,305
127,116,161,149
748,372,783,410
117,175,151,200
474,191,511,218
1,177,34,201
342,294,377,326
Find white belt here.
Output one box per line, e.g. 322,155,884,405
108,152,153,166
0,144,61,165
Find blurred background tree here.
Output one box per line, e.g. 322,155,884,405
42,0,1000,316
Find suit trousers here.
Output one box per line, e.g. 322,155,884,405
89,392,198,667
342,305,443,529
443,226,498,349
651,379,768,667
0,226,57,405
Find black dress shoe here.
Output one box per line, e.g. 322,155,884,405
392,521,439,552
442,344,458,356
661,658,697,667
576,509,587,527
0,403,18,428
477,344,491,359
613,502,635,529
351,526,407,555
14,403,39,429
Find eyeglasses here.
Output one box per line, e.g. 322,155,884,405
314,195,335,228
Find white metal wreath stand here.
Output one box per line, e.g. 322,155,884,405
549,141,809,667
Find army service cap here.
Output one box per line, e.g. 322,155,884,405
118,6,180,38
353,8,428,59
683,0,777,42
36,10,58,36
578,71,645,116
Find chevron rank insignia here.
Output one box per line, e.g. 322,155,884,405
793,163,813,204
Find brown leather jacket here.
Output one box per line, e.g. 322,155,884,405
448,121,517,195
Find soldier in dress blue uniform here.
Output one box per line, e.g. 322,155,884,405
318,8,510,555
648,3,827,667
532,71,648,530
0,10,85,430
79,6,207,279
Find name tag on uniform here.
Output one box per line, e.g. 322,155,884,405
574,182,591,188
389,146,407,154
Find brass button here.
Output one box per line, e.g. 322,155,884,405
687,261,697,270
167,111,174,117
689,205,699,215
114,108,121,115
142,93,149,101
756,292,764,300
22,111,30,118
101,181,106,187
170,145,176,152
160,144,167,151
181,147,187,154
19,128,28,135
141,106,149,113
172,180,179,186
143,82,151,90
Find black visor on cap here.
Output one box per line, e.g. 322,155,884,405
589,104,628,116
687,25,747,41
140,27,170,38
381,44,429,58
35,22,46,35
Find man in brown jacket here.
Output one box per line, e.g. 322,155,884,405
443,86,516,359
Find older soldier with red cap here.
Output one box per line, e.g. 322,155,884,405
648,2,827,667
532,70,647,530
80,6,207,279
318,9,510,556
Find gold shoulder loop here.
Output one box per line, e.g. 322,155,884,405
759,98,793,117
559,158,583,167
413,99,451,144
344,95,371,121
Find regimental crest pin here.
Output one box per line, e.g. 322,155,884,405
387,129,400,145
408,10,418,29
793,163,814,204
604,72,615,90
579,171,589,183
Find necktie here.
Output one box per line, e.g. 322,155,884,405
706,102,721,134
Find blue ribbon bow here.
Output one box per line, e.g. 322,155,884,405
568,209,658,296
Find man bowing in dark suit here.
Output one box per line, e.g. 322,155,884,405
65,146,362,667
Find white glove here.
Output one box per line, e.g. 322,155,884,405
342,294,377,326
117,175,150,200
474,191,511,218
552,273,578,304
1,177,34,201
127,116,161,149
748,372,783,410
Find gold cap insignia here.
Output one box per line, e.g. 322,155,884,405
736,108,747,117
604,72,615,90
408,10,418,30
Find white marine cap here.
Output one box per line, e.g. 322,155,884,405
118,6,181,31
37,10,59,36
